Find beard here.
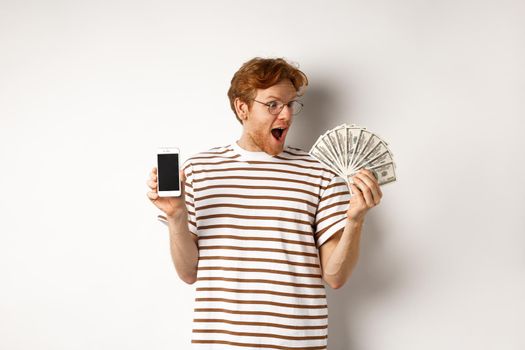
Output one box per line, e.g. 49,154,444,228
247,127,285,156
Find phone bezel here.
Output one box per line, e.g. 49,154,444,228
156,147,181,197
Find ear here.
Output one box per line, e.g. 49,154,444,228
234,98,249,122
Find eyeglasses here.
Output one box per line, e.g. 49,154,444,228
252,99,304,116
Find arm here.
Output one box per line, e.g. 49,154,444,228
319,168,382,289
165,213,199,285
147,167,199,285
319,218,363,289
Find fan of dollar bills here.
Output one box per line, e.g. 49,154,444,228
309,123,397,187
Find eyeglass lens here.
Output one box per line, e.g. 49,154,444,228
269,101,302,115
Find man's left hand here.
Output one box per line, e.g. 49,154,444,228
346,168,383,223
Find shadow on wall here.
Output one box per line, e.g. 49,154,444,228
326,217,402,350
286,82,344,151
290,83,403,349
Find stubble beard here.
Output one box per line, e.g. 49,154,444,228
250,129,284,156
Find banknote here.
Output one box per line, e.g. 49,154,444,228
311,136,346,177
309,123,397,187
369,162,396,185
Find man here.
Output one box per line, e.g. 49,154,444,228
146,57,382,349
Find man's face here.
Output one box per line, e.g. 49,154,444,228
241,79,298,156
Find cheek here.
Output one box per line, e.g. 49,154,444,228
249,118,272,134
245,112,276,137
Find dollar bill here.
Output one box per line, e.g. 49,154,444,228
352,134,380,169
369,162,396,185
309,123,397,187
354,140,388,170
311,146,345,177
364,150,393,168
349,129,374,170
311,136,346,176
346,126,362,172
326,129,347,172
334,125,348,171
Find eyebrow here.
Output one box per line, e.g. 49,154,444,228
265,95,298,101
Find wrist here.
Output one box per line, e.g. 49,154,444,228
346,216,364,227
166,210,188,223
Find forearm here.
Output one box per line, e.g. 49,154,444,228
323,219,364,288
166,212,199,284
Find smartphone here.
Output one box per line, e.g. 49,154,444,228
156,147,181,197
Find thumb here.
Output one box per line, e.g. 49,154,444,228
180,169,187,196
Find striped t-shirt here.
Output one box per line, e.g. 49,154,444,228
180,141,351,350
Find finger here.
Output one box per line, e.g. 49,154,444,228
179,170,186,195
359,168,378,185
364,169,383,197
147,191,159,200
353,176,376,207
349,183,362,197
355,172,381,205
364,170,383,198
147,179,157,190
349,184,364,202
150,168,158,182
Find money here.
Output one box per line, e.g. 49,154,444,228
309,123,397,187
369,162,396,185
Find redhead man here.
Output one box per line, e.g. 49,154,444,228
146,57,382,349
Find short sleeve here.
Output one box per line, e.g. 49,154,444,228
182,159,198,236
314,175,351,248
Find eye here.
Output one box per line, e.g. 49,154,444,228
267,101,279,109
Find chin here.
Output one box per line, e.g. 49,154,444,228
268,143,285,156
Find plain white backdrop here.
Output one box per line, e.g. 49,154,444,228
1,0,524,349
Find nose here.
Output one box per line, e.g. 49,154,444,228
278,104,293,121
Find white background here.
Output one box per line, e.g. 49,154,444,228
1,0,524,349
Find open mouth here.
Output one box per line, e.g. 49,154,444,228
271,127,286,141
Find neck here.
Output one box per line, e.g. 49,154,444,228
237,133,263,152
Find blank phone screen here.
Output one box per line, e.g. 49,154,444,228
157,153,180,191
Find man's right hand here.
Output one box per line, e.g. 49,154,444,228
146,167,188,219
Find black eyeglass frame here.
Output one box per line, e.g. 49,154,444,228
251,99,304,116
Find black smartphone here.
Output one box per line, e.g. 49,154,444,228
156,147,181,197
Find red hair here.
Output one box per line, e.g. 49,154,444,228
227,57,309,124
